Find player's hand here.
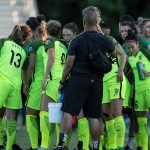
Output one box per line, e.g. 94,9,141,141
143,70,150,76
42,79,47,91
23,83,29,96
117,70,123,82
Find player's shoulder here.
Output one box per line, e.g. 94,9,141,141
45,36,56,46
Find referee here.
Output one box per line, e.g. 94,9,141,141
55,6,116,150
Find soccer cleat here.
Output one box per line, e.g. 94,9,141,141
54,146,64,150
136,147,142,150
12,144,22,150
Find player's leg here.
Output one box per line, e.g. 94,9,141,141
102,79,117,150
77,109,89,150
26,81,43,149
26,107,39,149
134,90,149,150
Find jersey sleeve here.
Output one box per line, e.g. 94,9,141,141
44,38,55,51
28,41,40,54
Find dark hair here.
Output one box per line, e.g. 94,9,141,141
120,21,138,35
82,6,98,26
119,15,134,23
36,21,47,36
125,30,138,42
100,22,110,29
37,14,46,23
63,22,79,35
26,17,40,31
47,20,61,37
9,25,30,45
138,17,150,28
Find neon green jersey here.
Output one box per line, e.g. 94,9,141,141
139,38,150,60
0,39,27,88
104,35,119,81
129,51,150,91
28,40,47,80
44,37,67,79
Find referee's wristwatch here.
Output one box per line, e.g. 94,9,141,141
59,80,65,85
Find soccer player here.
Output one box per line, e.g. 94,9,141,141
100,22,111,35
125,31,150,150
138,18,150,61
62,22,79,45
38,20,67,150
102,36,127,150
23,24,48,150
120,21,138,150
0,25,30,150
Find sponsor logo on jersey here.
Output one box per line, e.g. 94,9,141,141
45,40,50,45
29,47,32,52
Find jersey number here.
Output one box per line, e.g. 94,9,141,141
10,50,22,68
61,53,66,65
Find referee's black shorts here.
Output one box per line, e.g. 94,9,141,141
61,76,103,119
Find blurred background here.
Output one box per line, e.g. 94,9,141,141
0,0,150,38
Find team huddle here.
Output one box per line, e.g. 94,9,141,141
0,5,150,150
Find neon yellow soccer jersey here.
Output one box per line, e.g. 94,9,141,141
104,35,119,81
44,37,67,79
129,51,150,91
0,39,27,88
28,40,47,80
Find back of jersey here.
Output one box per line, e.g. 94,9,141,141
0,39,26,88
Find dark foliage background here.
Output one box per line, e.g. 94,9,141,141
36,0,150,38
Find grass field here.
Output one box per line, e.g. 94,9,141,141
15,114,150,150
15,124,78,150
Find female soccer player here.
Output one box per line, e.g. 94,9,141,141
138,18,150,61
62,22,79,45
39,20,67,150
102,36,127,150
120,21,138,150
0,25,30,150
94,7,127,150
125,31,150,150
24,23,48,150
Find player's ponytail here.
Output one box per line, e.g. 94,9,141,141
21,25,31,43
9,25,30,46
9,25,23,45
138,17,150,28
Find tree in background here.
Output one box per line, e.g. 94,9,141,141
36,0,150,38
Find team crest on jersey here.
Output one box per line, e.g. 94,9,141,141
45,40,50,45
139,55,142,60
28,47,32,52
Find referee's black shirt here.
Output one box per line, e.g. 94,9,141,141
67,31,115,77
